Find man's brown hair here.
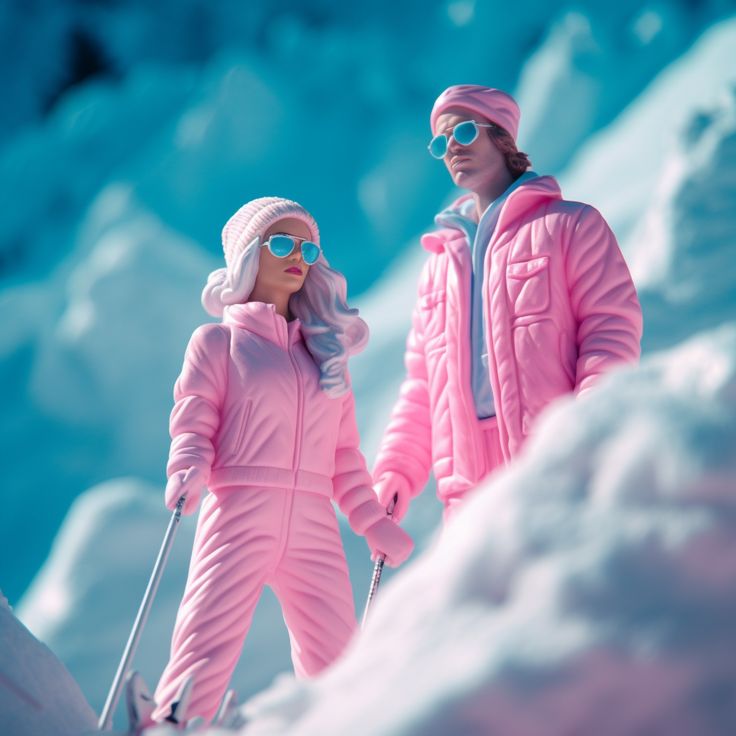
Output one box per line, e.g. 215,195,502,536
488,123,532,179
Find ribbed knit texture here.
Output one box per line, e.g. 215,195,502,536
430,85,521,140
221,197,320,267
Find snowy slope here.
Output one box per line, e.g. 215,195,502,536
5,8,736,733
3,2,731,290
514,5,736,174
0,591,97,736
236,322,736,736
629,87,736,351
1,189,216,602
559,14,736,249
5,7,736,608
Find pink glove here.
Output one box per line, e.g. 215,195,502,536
164,467,206,516
364,516,414,567
374,471,412,522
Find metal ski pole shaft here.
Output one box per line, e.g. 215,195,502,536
361,554,386,629
361,495,397,629
98,494,186,731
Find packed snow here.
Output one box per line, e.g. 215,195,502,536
236,323,736,736
3,3,734,604
3,3,736,735
559,15,736,249
0,591,97,736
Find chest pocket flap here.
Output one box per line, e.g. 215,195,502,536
506,255,550,318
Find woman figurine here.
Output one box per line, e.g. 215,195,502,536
153,197,413,724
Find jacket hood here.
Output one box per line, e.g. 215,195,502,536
421,174,562,253
223,301,302,347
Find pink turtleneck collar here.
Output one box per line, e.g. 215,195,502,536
223,301,303,348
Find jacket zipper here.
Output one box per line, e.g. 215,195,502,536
287,341,304,472
450,244,484,481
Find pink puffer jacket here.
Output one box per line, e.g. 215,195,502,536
167,301,387,535
374,175,642,503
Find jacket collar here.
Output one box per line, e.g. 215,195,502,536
421,174,562,254
223,301,302,348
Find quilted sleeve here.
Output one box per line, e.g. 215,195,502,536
166,324,229,481
565,205,643,397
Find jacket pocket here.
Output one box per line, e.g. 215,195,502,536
226,399,252,466
506,256,550,318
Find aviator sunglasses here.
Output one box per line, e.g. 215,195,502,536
428,120,495,159
262,234,322,265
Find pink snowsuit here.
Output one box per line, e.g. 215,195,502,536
153,301,389,723
374,175,643,514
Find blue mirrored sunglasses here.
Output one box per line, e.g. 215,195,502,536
262,234,321,265
428,120,495,159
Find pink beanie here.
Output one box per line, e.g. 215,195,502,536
430,85,520,141
221,196,320,267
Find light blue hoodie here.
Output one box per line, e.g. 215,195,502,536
435,171,539,419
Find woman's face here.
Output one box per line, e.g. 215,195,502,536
434,108,508,194
254,217,313,299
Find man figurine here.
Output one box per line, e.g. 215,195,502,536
373,84,642,523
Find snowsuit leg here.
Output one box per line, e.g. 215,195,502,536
270,490,356,677
152,487,278,724
153,485,357,724
443,417,506,524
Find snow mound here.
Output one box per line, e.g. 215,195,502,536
631,86,736,351
517,5,689,173
560,15,736,246
30,185,216,475
0,591,97,736
0,188,215,602
235,324,736,735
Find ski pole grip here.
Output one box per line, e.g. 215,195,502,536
172,466,199,515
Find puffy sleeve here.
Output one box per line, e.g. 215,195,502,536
565,205,643,397
166,323,229,482
372,264,434,498
332,390,387,535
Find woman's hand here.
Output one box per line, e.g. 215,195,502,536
164,467,206,515
364,516,414,567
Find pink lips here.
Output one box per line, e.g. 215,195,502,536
451,156,471,170
285,266,303,275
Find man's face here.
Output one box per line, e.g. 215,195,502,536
434,109,508,194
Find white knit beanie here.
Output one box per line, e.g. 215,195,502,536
221,196,320,267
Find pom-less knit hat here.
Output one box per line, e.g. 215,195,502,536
221,196,320,267
430,85,521,142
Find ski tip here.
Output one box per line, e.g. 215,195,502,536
213,688,246,728
124,670,156,733
163,674,195,727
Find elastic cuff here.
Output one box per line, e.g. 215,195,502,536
348,498,386,535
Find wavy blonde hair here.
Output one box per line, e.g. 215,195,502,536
201,236,368,398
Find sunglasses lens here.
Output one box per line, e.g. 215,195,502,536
453,120,478,146
301,241,320,265
267,235,295,258
428,134,448,159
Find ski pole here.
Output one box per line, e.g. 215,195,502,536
361,494,397,629
98,492,187,730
